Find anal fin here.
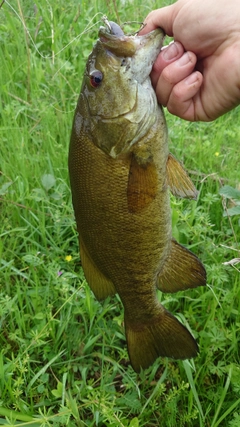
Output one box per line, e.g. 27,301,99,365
157,238,206,293
167,153,198,199
80,240,116,301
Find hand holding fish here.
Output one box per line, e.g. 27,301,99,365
140,0,240,121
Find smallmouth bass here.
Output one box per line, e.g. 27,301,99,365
68,20,206,373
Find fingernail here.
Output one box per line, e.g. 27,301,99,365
185,72,199,85
177,52,191,66
162,42,179,61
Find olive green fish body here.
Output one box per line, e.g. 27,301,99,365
70,107,169,300
69,21,206,372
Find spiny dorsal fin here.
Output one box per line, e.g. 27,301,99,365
80,240,116,301
167,153,198,199
157,238,206,293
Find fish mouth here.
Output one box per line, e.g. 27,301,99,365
98,23,137,57
98,20,165,61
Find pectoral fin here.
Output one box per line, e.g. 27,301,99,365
157,239,206,293
167,153,198,199
80,240,116,300
127,153,158,214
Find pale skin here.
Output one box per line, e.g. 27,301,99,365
140,0,240,121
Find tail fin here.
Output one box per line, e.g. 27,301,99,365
125,306,198,373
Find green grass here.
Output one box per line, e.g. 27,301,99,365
0,0,240,425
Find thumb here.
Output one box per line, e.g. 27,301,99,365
139,5,176,37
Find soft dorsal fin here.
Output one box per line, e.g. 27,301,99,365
157,238,206,293
167,153,198,199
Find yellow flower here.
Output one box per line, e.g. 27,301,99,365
65,255,73,262
215,152,220,157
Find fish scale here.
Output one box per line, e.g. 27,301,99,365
68,20,206,372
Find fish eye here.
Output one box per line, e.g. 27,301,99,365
89,70,103,88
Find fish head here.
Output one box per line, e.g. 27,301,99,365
76,21,165,158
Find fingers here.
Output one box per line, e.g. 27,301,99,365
165,71,203,121
154,48,199,106
151,42,184,87
139,7,204,120
152,44,204,120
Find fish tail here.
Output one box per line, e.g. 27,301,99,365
125,306,198,373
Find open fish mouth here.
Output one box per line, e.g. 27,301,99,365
98,19,165,80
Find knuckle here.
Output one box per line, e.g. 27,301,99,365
167,102,177,115
161,66,176,85
172,84,183,101
167,88,183,114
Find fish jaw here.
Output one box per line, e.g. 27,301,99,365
98,25,165,84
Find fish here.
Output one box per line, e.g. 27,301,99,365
68,19,206,373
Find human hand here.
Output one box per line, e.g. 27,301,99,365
140,0,240,121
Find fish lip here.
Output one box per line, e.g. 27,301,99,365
98,25,165,58
98,26,137,56
99,25,125,40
